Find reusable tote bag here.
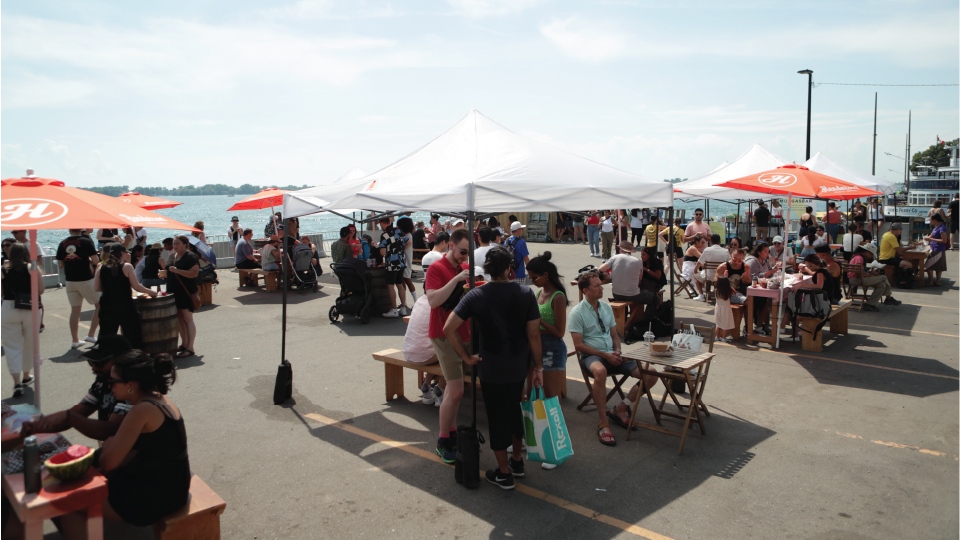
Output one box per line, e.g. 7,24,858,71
671,324,703,351
522,387,574,466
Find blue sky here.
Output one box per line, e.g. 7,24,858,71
2,0,957,189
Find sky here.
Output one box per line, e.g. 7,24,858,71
2,0,958,189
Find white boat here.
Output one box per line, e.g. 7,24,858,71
883,143,958,218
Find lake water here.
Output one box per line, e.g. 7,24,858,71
23,194,834,254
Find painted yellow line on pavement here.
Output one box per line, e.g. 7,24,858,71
48,312,89,330
847,323,959,338
303,412,674,540
826,430,958,461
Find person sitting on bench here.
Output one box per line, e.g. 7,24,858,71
879,222,912,270
597,241,657,328
235,229,261,271
261,235,280,271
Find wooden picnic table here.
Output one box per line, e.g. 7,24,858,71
744,275,810,348
621,343,714,455
3,467,108,540
902,248,928,287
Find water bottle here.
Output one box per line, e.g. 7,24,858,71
23,435,41,493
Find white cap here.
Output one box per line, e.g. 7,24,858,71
772,235,784,243
510,221,525,232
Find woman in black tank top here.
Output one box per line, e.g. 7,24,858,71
96,350,190,526
95,243,158,347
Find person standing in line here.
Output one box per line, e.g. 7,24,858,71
425,228,472,463
866,199,883,238
683,208,711,243
379,224,408,317
923,213,948,285
643,215,661,250
599,210,616,261
507,221,531,284
629,209,644,245
427,214,442,249
397,217,418,310
95,243,157,348
192,221,207,244
227,217,242,256
443,246,543,489
770,199,785,236
572,212,585,244
1,243,43,397
822,202,843,244
586,211,601,258
799,206,816,239
57,229,101,349
97,228,122,251
473,227,496,282
948,193,959,249
754,201,771,243
163,236,200,358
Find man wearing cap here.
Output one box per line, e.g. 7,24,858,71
598,241,658,327
879,223,913,270
20,335,133,441
227,217,242,255
770,236,795,272
506,222,530,284
56,229,101,349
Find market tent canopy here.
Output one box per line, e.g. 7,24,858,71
117,192,182,210
283,110,671,217
804,152,897,195
0,176,200,232
674,144,788,201
335,167,369,184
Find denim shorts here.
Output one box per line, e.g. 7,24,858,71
579,354,638,377
540,334,568,372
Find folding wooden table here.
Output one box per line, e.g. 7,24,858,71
621,344,714,455
3,467,107,540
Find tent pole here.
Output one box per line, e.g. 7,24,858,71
281,218,288,368
668,207,675,330
30,229,41,410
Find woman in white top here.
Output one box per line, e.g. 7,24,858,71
599,210,617,260
867,199,883,235
629,210,644,244
841,224,863,259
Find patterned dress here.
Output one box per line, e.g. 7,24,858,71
714,293,735,331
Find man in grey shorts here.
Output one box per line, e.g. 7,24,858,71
569,273,658,447
56,229,101,348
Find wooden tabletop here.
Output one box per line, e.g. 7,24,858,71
621,343,713,370
3,467,107,523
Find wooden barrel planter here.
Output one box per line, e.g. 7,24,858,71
137,295,179,357
364,266,392,314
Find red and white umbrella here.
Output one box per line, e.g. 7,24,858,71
0,174,199,410
227,188,288,211
116,192,183,210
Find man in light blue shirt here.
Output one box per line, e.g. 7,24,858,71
569,273,658,446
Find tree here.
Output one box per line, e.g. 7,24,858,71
911,138,958,172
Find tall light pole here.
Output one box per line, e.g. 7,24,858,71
798,69,813,160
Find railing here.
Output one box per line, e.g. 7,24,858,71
209,232,329,269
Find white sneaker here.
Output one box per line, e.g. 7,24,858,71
383,309,400,318
695,294,706,302
84,336,98,344
411,290,418,304
421,381,436,405
432,386,444,407
541,462,558,470
71,342,85,349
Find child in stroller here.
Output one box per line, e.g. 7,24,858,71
329,261,377,324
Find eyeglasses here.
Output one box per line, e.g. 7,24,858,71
458,249,469,256
732,257,744,262
695,213,703,216
107,378,126,386
595,310,606,333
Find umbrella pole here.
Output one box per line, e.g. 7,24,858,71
281,218,288,366
775,194,793,350
668,207,675,329
29,230,42,410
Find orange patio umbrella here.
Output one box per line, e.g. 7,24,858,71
226,188,289,211
715,164,882,349
0,173,199,410
117,192,183,210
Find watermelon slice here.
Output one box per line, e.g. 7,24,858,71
45,445,94,481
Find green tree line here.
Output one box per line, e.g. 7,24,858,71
911,138,958,172
663,178,688,183
80,184,311,197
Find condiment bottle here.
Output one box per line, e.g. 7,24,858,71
23,435,41,494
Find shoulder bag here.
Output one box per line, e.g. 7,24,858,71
174,272,202,311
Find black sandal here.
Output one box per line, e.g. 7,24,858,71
607,409,636,431
176,349,195,358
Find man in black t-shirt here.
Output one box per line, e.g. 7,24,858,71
949,194,958,249
56,229,101,348
754,201,771,243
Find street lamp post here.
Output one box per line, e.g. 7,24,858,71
798,69,813,161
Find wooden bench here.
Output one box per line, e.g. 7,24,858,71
730,304,744,340
796,301,851,352
609,291,664,338
413,248,430,264
152,475,226,540
373,348,446,401
238,269,278,292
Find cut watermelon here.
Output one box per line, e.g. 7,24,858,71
45,445,94,481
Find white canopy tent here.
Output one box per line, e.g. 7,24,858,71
674,144,788,201
804,152,897,195
284,110,672,217
335,167,370,184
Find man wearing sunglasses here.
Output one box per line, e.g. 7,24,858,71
683,208,711,243
570,273,659,447
19,334,132,442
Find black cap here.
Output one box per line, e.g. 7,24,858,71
231,216,239,221
81,334,133,363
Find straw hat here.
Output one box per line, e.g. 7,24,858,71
618,240,635,253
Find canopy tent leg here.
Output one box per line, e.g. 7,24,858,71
281,219,289,373
668,207,675,333
30,229,42,410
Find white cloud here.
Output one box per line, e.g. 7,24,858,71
446,0,546,18
0,73,98,108
539,18,627,62
40,139,79,173
90,150,114,176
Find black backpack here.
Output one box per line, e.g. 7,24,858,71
894,267,914,289
195,265,218,285
505,236,522,271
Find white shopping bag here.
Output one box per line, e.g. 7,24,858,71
671,324,703,352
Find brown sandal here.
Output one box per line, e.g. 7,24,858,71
598,423,617,447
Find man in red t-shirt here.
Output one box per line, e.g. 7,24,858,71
424,228,472,463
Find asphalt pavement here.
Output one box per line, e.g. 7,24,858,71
6,241,958,540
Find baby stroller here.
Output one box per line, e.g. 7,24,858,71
329,262,377,324
287,244,319,294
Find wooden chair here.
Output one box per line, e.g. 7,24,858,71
701,262,722,304
575,351,629,411
627,323,714,440
676,272,697,300
840,262,868,312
